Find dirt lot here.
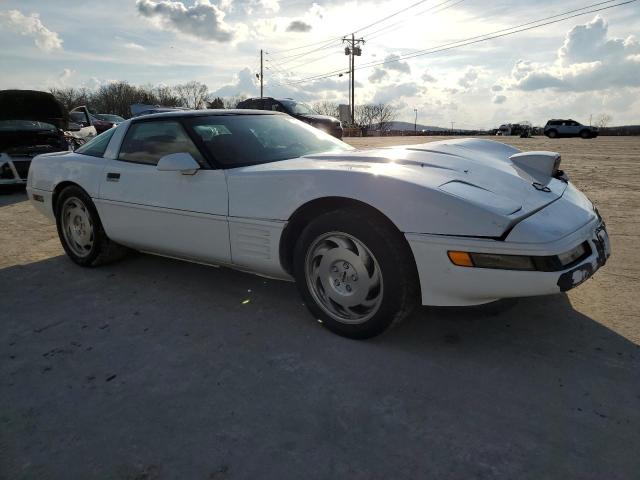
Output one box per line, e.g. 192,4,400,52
1,136,639,479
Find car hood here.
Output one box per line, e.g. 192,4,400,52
309,138,567,217
0,90,68,130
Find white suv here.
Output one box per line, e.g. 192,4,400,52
544,119,598,139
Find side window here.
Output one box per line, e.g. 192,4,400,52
118,120,205,166
70,111,89,126
75,128,116,157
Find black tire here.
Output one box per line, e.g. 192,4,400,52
580,130,591,139
546,129,558,138
55,185,129,267
293,207,419,339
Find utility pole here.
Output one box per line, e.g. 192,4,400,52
260,49,264,99
414,108,418,134
343,34,365,126
450,121,455,133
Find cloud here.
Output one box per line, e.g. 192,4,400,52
491,84,503,92
220,0,279,14
458,67,479,89
558,15,636,65
213,67,258,97
124,42,146,50
421,70,436,83
54,68,74,87
0,10,62,51
513,16,640,92
368,68,388,83
286,20,311,32
136,0,234,42
383,54,411,74
372,82,420,104
492,95,507,104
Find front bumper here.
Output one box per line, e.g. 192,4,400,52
0,154,31,185
406,218,610,306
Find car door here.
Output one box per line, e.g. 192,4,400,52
567,121,581,136
96,118,231,264
69,108,97,140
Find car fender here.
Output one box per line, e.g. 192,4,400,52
226,164,513,238
28,151,106,199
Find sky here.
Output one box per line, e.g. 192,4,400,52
0,0,639,128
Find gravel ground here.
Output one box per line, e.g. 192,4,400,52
1,136,639,479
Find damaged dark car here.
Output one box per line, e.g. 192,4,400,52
0,90,71,187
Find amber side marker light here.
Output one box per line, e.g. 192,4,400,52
447,251,474,267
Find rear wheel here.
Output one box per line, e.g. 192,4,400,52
55,185,129,267
293,208,418,339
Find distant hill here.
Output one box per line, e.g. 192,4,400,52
600,125,640,136
386,121,447,132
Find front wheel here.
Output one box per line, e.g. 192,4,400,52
55,185,129,267
580,130,591,139
293,208,418,339
546,129,557,138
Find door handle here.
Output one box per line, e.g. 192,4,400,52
106,172,120,182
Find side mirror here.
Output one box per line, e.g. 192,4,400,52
157,152,200,175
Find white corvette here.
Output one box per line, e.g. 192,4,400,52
27,110,610,338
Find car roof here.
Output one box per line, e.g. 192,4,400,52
240,97,297,103
130,109,282,121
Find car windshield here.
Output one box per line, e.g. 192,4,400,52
187,114,352,167
0,120,57,132
279,100,315,116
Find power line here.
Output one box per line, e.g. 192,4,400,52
267,39,343,64
352,0,433,34
278,0,635,86
271,49,344,76
267,0,460,64
364,0,466,43
267,36,344,55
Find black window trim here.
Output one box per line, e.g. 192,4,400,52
115,117,215,169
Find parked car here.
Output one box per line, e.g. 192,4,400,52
130,103,189,118
496,123,531,137
544,119,598,139
95,113,125,125
0,90,71,186
237,97,343,138
68,106,100,137
27,110,610,338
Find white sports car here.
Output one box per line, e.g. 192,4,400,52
27,110,611,338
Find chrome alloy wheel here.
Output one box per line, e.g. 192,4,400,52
304,232,383,324
60,196,94,258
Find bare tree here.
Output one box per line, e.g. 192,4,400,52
312,101,339,118
207,96,225,109
354,104,377,135
373,103,398,134
595,113,612,128
152,85,183,107
223,95,247,109
174,81,209,109
91,82,150,118
49,87,92,112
